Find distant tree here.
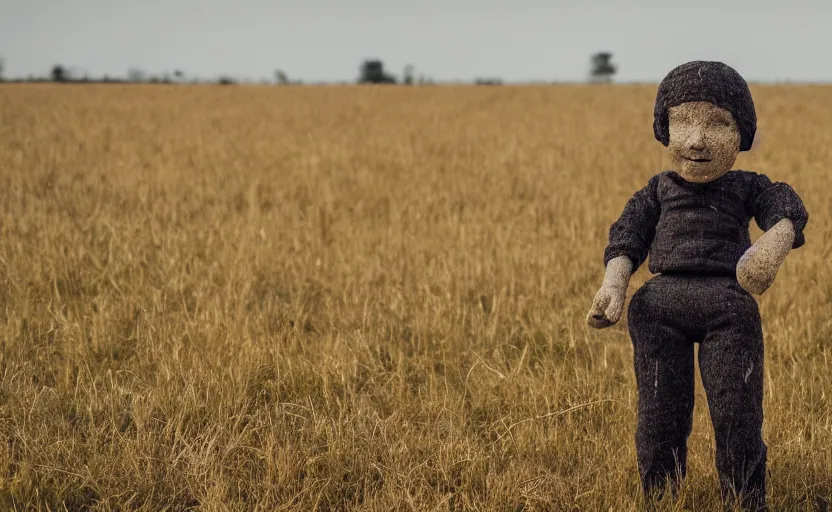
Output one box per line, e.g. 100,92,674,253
403,64,415,85
127,67,147,83
0,57,5,82
275,69,289,85
51,65,68,82
475,77,503,85
589,52,617,83
218,75,236,85
358,60,395,84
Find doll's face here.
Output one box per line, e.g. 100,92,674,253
667,101,741,183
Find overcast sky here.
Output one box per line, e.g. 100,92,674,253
1,0,831,83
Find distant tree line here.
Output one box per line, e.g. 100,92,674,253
0,53,618,85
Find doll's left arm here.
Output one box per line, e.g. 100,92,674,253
737,174,809,295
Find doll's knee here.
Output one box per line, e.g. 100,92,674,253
709,408,764,445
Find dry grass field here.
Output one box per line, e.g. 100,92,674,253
0,83,830,511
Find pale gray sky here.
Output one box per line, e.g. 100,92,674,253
1,0,831,83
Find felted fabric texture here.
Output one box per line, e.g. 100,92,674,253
654,61,757,152
628,273,767,511
603,170,808,275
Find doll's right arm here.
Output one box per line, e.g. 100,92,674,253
587,175,662,329
587,255,634,328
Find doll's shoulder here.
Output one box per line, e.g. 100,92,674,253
728,170,775,197
732,169,771,184
651,170,686,200
729,170,806,214
648,170,676,189
635,171,672,201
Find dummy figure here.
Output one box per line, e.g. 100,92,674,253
586,61,808,511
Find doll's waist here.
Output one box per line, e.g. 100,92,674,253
656,269,737,279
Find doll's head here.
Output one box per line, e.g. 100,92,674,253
653,61,756,183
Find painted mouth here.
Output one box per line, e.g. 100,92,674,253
685,157,711,163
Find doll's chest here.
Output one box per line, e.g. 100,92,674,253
656,173,753,226
657,173,751,235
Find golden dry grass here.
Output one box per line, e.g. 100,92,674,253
0,83,830,511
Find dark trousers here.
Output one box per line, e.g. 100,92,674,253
628,274,767,511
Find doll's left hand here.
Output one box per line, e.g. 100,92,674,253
736,219,795,295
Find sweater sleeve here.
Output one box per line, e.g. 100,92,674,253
603,174,662,273
749,173,808,249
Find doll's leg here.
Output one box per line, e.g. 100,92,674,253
628,282,695,501
698,287,767,511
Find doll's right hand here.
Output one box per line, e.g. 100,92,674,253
586,284,626,329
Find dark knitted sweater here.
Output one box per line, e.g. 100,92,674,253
603,170,808,275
